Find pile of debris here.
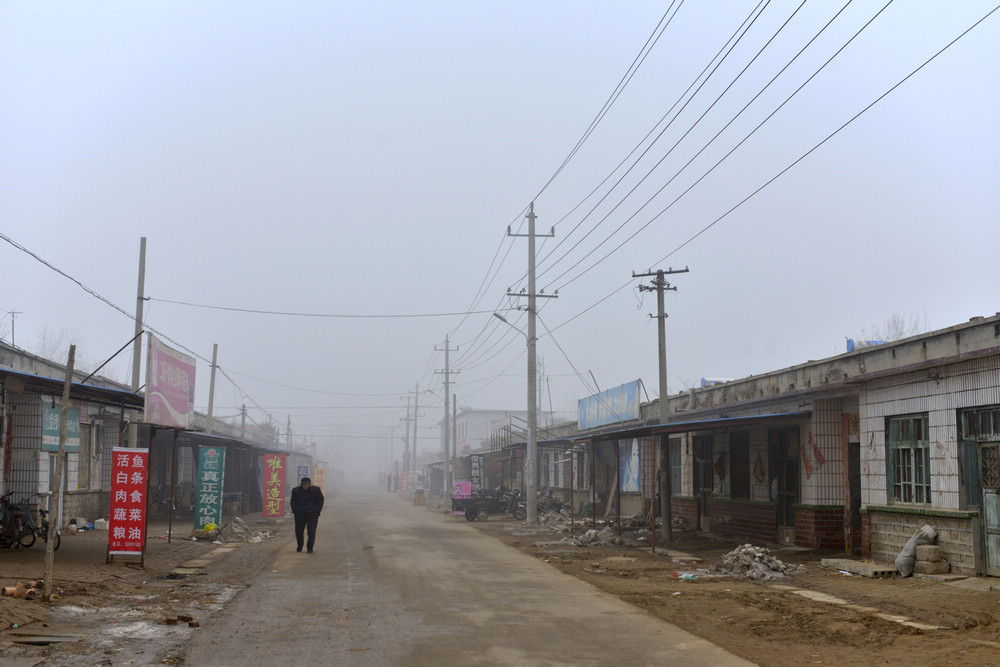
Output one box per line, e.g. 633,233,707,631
709,543,804,581
537,510,573,532
2,581,40,600
563,526,640,548
219,516,274,544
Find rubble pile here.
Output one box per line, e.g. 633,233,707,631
709,544,804,581
538,510,573,532
563,526,639,548
219,516,273,544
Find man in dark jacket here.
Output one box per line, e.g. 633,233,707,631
290,477,324,553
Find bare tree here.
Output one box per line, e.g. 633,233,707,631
856,311,930,343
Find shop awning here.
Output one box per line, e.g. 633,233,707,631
569,411,808,442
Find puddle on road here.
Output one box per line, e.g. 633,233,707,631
35,584,244,666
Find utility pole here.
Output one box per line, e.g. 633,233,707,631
6,308,21,347
206,344,218,434
412,382,419,474
240,404,246,440
128,237,146,448
452,393,457,492
286,415,292,448
634,266,688,542
508,202,557,524
435,337,458,498
43,344,74,602
401,396,412,473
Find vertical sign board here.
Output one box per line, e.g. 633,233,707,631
400,471,408,494
145,334,196,429
470,454,485,493
297,465,309,484
108,447,149,556
195,446,226,529
262,454,286,518
42,405,81,452
313,467,326,493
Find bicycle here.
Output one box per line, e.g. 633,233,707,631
0,491,33,549
16,497,60,551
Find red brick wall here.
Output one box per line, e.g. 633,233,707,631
709,500,777,543
671,496,698,531
795,506,845,550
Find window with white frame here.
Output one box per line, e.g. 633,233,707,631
888,414,930,504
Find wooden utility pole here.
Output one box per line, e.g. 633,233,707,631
634,266,688,542
43,345,75,602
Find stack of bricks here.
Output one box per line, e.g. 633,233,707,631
913,544,950,575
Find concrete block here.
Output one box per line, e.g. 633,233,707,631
913,560,950,575
916,545,944,562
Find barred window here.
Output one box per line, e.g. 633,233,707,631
888,414,930,505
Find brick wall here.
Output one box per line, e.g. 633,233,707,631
866,508,977,574
709,499,777,543
795,505,845,550
671,496,698,531
61,490,105,526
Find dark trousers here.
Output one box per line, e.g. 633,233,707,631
294,512,319,549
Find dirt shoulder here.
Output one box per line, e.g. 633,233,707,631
0,515,289,666
461,511,1000,666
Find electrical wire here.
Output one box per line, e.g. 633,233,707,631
543,2,1000,337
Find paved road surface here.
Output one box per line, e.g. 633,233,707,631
187,488,752,666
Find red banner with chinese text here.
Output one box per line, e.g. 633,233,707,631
108,447,149,555
263,454,286,517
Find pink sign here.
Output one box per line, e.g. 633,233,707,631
108,447,149,555
400,471,409,494
145,334,196,428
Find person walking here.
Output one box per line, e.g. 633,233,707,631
290,477,324,553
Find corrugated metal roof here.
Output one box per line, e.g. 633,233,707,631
0,367,144,410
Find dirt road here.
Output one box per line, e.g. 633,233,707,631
4,487,1000,665
186,489,751,666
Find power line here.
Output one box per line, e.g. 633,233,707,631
543,1,1000,337
148,297,497,319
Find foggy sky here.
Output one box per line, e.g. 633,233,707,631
2,1,998,476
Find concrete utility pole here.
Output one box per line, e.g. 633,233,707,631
240,404,246,440
401,396,412,473
507,202,556,524
128,237,146,448
435,337,458,497
452,394,457,491
206,343,218,434
412,382,419,474
634,266,688,541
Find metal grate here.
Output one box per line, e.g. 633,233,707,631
982,445,999,489
6,393,42,499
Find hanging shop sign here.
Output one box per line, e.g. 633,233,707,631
470,454,485,493
314,467,326,492
262,454,286,518
400,470,409,493
42,404,81,453
108,447,149,555
195,446,226,529
145,334,196,428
